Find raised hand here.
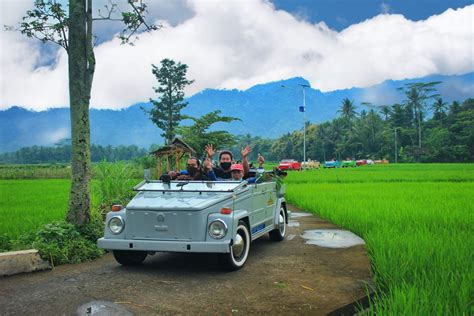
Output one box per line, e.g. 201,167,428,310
205,144,215,159
241,145,252,159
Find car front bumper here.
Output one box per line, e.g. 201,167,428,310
97,238,231,253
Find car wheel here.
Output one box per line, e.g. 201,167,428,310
269,206,286,241
113,250,148,266
219,220,250,271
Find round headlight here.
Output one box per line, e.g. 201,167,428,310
108,216,124,234
208,220,227,239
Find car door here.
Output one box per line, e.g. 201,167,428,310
250,183,269,235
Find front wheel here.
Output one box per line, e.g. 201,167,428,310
113,250,148,266
269,207,286,241
219,220,250,271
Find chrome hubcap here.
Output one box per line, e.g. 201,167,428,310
279,212,285,235
232,233,245,259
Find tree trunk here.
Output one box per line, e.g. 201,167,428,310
66,0,94,226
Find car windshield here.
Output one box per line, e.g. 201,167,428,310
281,159,295,163
134,180,245,192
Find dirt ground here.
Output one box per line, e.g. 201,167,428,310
0,205,373,315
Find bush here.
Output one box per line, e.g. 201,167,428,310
0,234,12,252
78,208,105,243
11,220,104,265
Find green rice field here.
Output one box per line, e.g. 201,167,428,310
0,179,72,239
285,163,474,315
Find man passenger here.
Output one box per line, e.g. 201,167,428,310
204,144,251,179
172,157,209,181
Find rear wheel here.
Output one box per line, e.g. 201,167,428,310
219,220,250,271
113,250,148,266
269,207,286,241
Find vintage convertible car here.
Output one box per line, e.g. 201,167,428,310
278,159,302,171
341,160,357,168
323,160,341,168
97,174,288,271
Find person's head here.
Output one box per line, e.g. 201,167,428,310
219,150,233,170
186,157,201,176
230,164,244,181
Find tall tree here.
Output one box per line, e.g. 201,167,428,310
432,97,448,122
146,59,194,144
16,0,157,226
398,82,440,152
338,98,357,123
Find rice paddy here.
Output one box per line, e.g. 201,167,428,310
285,163,474,315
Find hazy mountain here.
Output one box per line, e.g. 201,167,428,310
1,73,472,152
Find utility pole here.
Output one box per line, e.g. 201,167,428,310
281,83,311,165
300,84,309,164
394,128,398,164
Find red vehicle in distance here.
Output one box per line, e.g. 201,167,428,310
278,159,302,171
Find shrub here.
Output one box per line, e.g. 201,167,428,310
0,234,12,252
11,220,104,265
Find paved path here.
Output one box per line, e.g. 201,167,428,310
0,205,373,315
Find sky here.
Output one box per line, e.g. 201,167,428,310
0,0,473,110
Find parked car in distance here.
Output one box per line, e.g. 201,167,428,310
323,160,341,168
278,159,302,171
356,159,367,166
98,174,288,271
301,159,320,169
341,160,357,168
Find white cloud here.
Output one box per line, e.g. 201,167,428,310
1,0,473,110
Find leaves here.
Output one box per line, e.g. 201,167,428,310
177,110,240,157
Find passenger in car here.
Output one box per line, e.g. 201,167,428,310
163,157,209,181
204,144,251,179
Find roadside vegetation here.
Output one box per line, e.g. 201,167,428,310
285,163,473,315
0,161,140,265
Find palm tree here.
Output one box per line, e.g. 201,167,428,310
432,97,447,121
338,98,357,123
398,82,440,150
381,105,391,121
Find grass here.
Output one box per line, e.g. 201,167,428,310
0,179,71,239
0,162,154,180
0,172,141,240
284,164,474,315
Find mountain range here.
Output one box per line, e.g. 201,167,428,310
1,73,472,152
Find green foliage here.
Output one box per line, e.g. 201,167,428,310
178,110,240,155
93,161,136,213
134,154,157,169
14,221,104,265
18,0,69,50
285,164,474,315
0,234,12,252
78,208,105,243
0,144,149,165
145,59,194,144
270,97,474,163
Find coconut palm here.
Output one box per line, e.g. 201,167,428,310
338,98,358,123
